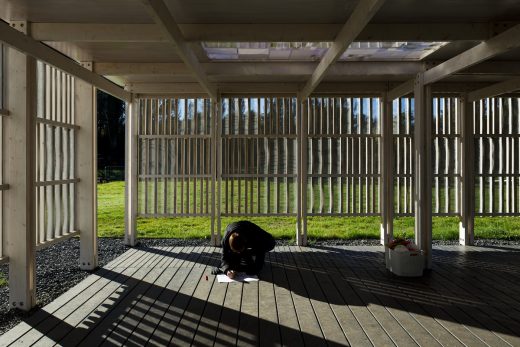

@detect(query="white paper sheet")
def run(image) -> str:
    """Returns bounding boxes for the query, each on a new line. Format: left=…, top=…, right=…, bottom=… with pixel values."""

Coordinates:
left=217, top=273, right=259, bottom=283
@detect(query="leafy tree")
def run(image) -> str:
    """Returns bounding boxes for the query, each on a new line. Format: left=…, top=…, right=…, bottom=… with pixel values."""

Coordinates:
left=97, top=90, right=125, bottom=170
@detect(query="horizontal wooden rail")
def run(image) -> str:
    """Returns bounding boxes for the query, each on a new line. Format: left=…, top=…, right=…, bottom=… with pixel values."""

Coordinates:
left=35, top=230, right=80, bottom=250
left=139, top=134, right=210, bottom=139
left=35, top=117, right=79, bottom=130
left=221, top=134, right=298, bottom=139
left=307, top=212, right=380, bottom=217
left=0, top=257, right=9, bottom=265
left=221, top=213, right=298, bottom=217
left=139, top=213, right=212, bottom=218
left=476, top=174, right=520, bottom=177
left=474, top=133, right=520, bottom=138
left=34, top=178, right=79, bottom=187
left=0, top=108, right=9, bottom=116
left=222, top=174, right=296, bottom=178
left=308, top=173, right=380, bottom=178
left=139, top=174, right=211, bottom=179
left=0, top=184, right=10, bottom=190
left=307, top=134, right=380, bottom=138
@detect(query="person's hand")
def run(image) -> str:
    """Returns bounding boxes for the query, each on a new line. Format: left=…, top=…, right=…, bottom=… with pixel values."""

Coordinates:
left=227, top=270, right=236, bottom=279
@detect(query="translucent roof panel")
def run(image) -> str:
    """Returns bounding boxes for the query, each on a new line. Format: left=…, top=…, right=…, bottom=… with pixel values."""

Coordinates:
left=340, top=41, right=448, bottom=61
left=202, top=41, right=448, bottom=61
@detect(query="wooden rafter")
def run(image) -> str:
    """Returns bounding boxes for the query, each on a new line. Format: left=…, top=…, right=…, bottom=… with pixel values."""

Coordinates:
left=388, top=23, right=520, bottom=99
left=139, top=0, right=217, bottom=99
left=299, top=0, right=386, bottom=99
left=0, top=20, right=131, bottom=102
left=30, top=22, right=499, bottom=42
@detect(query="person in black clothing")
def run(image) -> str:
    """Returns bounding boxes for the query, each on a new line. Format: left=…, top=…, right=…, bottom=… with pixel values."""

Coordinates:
left=213, top=221, right=275, bottom=279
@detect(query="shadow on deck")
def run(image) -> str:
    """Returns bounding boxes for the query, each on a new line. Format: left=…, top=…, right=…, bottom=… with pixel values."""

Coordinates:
left=2, top=244, right=520, bottom=346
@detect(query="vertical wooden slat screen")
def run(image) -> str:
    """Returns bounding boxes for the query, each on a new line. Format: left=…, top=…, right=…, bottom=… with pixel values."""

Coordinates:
left=220, top=97, right=298, bottom=216
left=474, top=97, right=520, bottom=215
left=393, top=96, right=460, bottom=217
left=35, top=61, right=78, bottom=248
left=393, top=97, right=414, bottom=216
left=432, top=97, right=460, bottom=216
left=0, top=44, right=4, bottom=260
left=133, top=95, right=520, bottom=238
left=137, top=98, right=213, bottom=217
left=306, top=97, right=380, bottom=216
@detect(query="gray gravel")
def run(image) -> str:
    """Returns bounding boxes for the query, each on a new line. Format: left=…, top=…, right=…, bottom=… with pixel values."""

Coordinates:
left=0, top=237, right=519, bottom=335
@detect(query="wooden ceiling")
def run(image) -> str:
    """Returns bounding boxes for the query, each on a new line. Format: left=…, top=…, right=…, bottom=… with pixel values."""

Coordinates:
left=1, top=0, right=520, bottom=97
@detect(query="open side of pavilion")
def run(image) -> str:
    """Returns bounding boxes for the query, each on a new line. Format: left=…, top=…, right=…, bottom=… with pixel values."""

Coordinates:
left=1, top=0, right=520, bottom=343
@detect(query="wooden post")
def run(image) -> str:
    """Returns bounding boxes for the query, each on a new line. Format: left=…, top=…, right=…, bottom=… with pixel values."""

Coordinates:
left=380, top=94, right=394, bottom=268
left=212, top=98, right=222, bottom=246
left=75, top=62, right=98, bottom=269
left=297, top=96, right=308, bottom=246
left=4, top=21, right=37, bottom=310
left=459, top=96, right=475, bottom=245
left=413, top=73, right=433, bottom=269
left=125, top=95, right=138, bottom=246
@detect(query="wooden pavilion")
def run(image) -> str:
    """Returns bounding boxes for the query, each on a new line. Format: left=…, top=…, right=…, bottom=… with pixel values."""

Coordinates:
left=1, top=0, right=520, bottom=345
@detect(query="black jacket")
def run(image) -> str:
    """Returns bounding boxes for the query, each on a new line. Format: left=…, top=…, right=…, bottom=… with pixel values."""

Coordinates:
left=219, top=221, right=275, bottom=275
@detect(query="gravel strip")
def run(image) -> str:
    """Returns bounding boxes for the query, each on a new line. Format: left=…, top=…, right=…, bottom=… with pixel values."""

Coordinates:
left=0, top=237, right=519, bottom=335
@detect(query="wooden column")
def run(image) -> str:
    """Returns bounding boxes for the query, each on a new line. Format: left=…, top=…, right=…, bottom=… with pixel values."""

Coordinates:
left=459, top=96, right=475, bottom=245
left=76, top=62, right=98, bottom=270
left=125, top=95, right=138, bottom=246
left=211, top=98, right=222, bottom=246
left=380, top=94, right=394, bottom=267
left=297, top=97, right=308, bottom=246
left=4, top=21, right=36, bottom=310
left=413, top=73, right=433, bottom=269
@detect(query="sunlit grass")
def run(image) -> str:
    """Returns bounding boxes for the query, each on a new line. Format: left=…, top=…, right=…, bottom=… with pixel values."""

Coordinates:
left=98, top=181, right=520, bottom=241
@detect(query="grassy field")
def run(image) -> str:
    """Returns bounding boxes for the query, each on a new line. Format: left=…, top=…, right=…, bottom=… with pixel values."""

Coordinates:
left=99, top=181, right=520, bottom=241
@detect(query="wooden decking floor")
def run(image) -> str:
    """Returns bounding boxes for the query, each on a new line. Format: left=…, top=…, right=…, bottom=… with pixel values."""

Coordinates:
left=2, top=244, right=520, bottom=346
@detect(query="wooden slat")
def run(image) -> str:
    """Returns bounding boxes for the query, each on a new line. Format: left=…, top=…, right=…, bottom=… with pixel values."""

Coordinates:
left=4, top=247, right=153, bottom=345
left=289, top=246, right=350, bottom=345
left=74, top=246, right=196, bottom=346
left=6, top=245, right=520, bottom=346
left=102, top=246, right=206, bottom=345
left=214, top=276, right=242, bottom=346
left=42, top=248, right=174, bottom=346
left=256, top=249, right=282, bottom=345
left=278, top=245, right=325, bottom=345
left=192, top=248, right=228, bottom=346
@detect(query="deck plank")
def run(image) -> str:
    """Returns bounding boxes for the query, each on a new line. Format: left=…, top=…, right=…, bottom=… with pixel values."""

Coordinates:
left=15, top=248, right=160, bottom=347
left=213, top=277, right=242, bottom=346
left=334, top=246, right=466, bottom=347
left=99, top=246, right=193, bottom=346
left=270, top=247, right=304, bottom=346
left=132, top=247, right=204, bottom=346
left=0, top=248, right=143, bottom=346
left=2, top=244, right=520, bottom=347
left=191, top=248, right=227, bottom=347
left=278, top=245, right=325, bottom=346
left=63, top=246, right=182, bottom=346
left=257, top=250, right=282, bottom=346
left=316, top=247, right=397, bottom=346
left=289, top=246, right=349, bottom=346
left=306, top=248, right=371, bottom=346
left=168, top=247, right=218, bottom=346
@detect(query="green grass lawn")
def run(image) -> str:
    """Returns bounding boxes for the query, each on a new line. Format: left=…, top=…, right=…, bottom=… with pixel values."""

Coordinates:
left=98, top=181, right=520, bottom=241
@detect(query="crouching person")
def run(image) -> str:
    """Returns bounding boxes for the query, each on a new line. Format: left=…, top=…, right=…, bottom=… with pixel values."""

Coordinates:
left=213, top=221, right=275, bottom=279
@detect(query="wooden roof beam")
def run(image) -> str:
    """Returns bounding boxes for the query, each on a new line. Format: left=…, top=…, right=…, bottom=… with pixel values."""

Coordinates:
left=467, top=76, right=520, bottom=102
left=0, top=20, right=130, bottom=101
left=299, top=0, right=386, bottom=99
left=139, top=0, right=217, bottom=99
left=30, top=22, right=508, bottom=42
left=388, top=23, right=520, bottom=99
